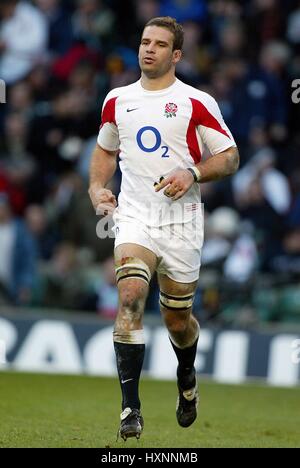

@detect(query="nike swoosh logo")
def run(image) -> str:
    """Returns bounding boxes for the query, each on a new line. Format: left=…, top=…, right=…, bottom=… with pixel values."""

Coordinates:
left=121, top=378, right=134, bottom=384
left=127, top=108, right=139, bottom=112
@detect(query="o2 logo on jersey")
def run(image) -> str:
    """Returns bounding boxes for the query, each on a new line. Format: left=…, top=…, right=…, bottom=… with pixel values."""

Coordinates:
left=136, top=126, right=170, bottom=158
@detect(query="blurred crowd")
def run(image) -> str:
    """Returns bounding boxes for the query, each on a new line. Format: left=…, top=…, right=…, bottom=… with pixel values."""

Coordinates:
left=0, top=0, right=300, bottom=326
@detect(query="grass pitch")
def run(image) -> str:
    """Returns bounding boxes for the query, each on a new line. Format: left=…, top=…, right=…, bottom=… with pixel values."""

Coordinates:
left=0, top=372, right=299, bottom=448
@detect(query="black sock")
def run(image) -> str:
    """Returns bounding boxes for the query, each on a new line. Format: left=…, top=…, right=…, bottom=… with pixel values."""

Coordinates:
left=170, top=336, right=199, bottom=390
left=114, top=342, right=145, bottom=410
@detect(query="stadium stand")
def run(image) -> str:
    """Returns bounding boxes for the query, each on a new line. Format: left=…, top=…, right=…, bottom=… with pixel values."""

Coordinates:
left=0, top=0, right=300, bottom=324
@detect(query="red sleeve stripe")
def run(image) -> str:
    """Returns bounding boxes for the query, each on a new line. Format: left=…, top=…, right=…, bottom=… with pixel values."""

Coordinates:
left=186, top=99, right=202, bottom=164
left=186, top=97, right=232, bottom=164
left=100, top=96, right=117, bottom=128
left=190, top=97, right=231, bottom=139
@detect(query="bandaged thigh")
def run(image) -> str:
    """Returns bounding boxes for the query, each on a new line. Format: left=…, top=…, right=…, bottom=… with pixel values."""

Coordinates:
left=159, top=291, right=195, bottom=311
left=115, top=257, right=151, bottom=285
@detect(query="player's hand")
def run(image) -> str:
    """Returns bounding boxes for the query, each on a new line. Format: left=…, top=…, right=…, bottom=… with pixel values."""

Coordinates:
left=154, top=170, right=194, bottom=201
left=88, top=185, right=117, bottom=215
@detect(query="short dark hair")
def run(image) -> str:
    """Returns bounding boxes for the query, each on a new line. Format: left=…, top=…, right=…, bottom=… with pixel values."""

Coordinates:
left=144, top=16, right=184, bottom=51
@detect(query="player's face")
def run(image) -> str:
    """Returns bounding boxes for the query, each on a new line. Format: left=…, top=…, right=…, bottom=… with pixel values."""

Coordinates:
left=139, top=26, right=181, bottom=78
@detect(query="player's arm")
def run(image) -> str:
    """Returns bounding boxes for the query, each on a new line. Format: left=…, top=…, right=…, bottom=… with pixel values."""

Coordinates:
left=155, top=95, right=239, bottom=200
left=88, top=144, right=118, bottom=215
left=89, top=91, right=120, bottom=214
left=155, top=146, right=239, bottom=200
left=190, top=96, right=240, bottom=184
left=194, top=145, right=239, bottom=183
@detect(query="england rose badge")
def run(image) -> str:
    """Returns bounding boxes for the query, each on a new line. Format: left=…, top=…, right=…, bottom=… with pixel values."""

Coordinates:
left=164, top=102, right=178, bottom=118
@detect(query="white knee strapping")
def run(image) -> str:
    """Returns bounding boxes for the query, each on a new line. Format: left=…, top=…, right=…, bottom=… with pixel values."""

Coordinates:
left=159, top=291, right=195, bottom=311
left=113, top=329, right=145, bottom=345
left=115, top=257, right=151, bottom=285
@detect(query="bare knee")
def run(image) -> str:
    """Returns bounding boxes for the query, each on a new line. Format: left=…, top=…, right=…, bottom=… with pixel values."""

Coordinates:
left=116, top=281, right=148, bottom=328
left=119, top=288, right=144, bottom=315
left=163, top=311, right=189, bottom=335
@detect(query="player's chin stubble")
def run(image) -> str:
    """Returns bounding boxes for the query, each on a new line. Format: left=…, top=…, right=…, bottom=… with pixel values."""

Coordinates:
left=140, top=62, right=172, bottom=79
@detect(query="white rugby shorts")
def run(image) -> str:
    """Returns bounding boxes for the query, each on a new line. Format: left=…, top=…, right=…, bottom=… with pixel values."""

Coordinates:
left=113, top=213, right=204, bottom=283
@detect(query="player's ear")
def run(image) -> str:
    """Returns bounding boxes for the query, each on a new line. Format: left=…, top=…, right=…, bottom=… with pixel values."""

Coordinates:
left=172, top=49, right=182, bottom=64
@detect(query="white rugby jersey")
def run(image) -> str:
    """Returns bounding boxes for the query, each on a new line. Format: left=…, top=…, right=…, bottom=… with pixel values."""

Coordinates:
left=97, top=78, right=236, bottom=226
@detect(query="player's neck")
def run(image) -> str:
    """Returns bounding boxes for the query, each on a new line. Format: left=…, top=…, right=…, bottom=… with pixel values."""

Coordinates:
left=140, top=73, right=176, bottom=91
